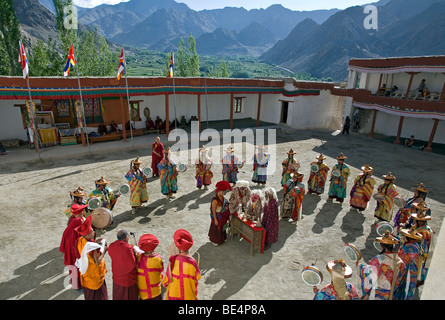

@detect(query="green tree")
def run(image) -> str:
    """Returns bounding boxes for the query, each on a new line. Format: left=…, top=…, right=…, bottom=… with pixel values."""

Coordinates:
left=53, top=0, right=77, bottom=57
left=186, top=32, right=199, bottom=77
left=176, top=37, right=187, bottom=77
left=220, top=58, right=229, bottom=78
left=0, top=40, right=10, bottom=75
left=28, top=38, right=63, bottom=76
left=0, top=0, right=22, bottom=76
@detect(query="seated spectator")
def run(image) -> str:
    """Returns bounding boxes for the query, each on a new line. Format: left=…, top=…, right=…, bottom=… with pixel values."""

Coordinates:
left=189, top=115, right=198, bottom=125
left=110, top=120, right=119, bottom=133
left=420, top=88, right=430, bottom=100
left=405, top=135, right=415, bottom=147
left=146, top=117, right=155, bottom=130
left=98, top=122, right=108, bottom=135
left=0, top=142, right=6, bottom=155
left=404, top=135, right=425, bottom=150
left=155, top=116, right=164, bottom=130
left=125, top=120, right=134, bottom=131
left=385, top=85, right=398, bottom=97
left=180, top=115, right=187, bottom=127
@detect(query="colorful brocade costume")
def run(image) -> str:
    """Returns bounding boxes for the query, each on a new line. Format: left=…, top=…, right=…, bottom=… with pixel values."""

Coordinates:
left=125, top=167, right=149, bottom=207
left=222, top=154, right=239, bottom=184
left=374, top=183, right=399, bottom=222
left=358, top=253, right=405, bottom=300
left=350, top=173, right=377, bottom=211
left=137, top=253, right=164, bottom=300
left=162, top=254, right=201, bottom=300
left=393, top=196, right=427, bottom=232
left=280, top=176, right=305, bottom=222
left=416, top=225, right=432, bottom=283
left=307, top=162, right=330, bottom=195
left=89, top=187, right=118, bottom=211
left=394, top=241, right=421, bottom=300
left=313, top=283, right=359, bottom=300
left=281, top=157, right=297, bottom=186
left=157, top=158, right=179, bottom=195
left=328, top=163, right=350, bottom=201
left=195, top=160, right=213, bottom=189
left=252, top=152, right=270, bottom=184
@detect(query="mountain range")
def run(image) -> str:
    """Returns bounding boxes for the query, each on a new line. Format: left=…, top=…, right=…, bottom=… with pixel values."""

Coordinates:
left=16, top=0, right=445, bottom=81
left=261, top=0, right=445, bottom=80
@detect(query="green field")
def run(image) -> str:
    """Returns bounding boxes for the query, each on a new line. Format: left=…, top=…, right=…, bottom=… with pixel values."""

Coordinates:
left=123, top=46, right=331, bottom=81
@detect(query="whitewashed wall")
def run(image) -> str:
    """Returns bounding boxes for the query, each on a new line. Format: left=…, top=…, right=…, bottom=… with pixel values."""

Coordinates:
left=371, top=112, right=445, bottom=143
left=0, top=99, right=30, bottom=141
left=287, top=90, right=344, bottom=130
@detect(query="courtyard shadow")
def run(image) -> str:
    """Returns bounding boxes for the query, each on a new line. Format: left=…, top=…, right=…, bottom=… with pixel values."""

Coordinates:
left=311, top=200, right=343, bottom=234
left=0, top=247, right=82, bottom=300
left=340, top=208, right=366, bottom=244
left=197, top=217, right=296, bottom=300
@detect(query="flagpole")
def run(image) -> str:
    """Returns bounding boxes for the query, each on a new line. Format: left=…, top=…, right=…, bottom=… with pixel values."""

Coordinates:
left=25, top=78, right=41, bottom=159
left=124, top=63, right=134, bottom=147
left=172, top=51, right=177, bottom=129
left=204, top=66, right=209, bottom=129
left=73, top=45, right=91, bottom=155
left=19, top=39, right=40, bottom=159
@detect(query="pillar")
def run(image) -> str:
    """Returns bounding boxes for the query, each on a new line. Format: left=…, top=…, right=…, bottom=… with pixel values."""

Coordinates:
left=393, top=116, right=404, bottom=144
left=377, top=74, right=383, bottom=95
left=197, top=93, right=201, bottom=133
left=120, top=96, right=127, bottom=142
left=424, top=119, right=439, bottom=153
left=404, top=72, right=418, bottom=99
left=440, top=74, right=445, bottom=102
left=165, top=94, right=170, bottom=137
left=256, top=93, right=262, bottom=127
left=368, top=109, right=377, bottom=138
left=230, top=93, right=234, bottom=130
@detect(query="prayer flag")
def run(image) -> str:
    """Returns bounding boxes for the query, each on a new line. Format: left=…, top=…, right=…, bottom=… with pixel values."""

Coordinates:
left=168, top=51, right=174, bottom=78
left=63, top=44, right=76, bottom=77
left=117, top=48, right=125, bottom=80
left=18, top=40, right=29, bottom=80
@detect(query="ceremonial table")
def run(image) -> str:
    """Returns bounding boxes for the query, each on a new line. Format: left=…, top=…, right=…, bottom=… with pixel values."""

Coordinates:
left=230, top=213, right=266, bottom=256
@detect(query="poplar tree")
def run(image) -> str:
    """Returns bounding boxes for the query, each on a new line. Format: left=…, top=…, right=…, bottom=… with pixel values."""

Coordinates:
left=0, top=0, right=22, bottom=76
left=176, top=37, right=187, bottom=77
left=186, top=32, right=199, bottom=77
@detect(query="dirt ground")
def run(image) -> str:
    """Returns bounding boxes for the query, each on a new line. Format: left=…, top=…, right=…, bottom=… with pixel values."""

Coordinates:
left=0, top=126, right=444, bottom=300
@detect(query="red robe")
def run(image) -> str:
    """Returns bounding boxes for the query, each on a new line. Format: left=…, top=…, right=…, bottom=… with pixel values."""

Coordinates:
left=59, top=216, right=83, bottom=266
left=151, top=142, right=164, bottom=176
left=108, top=240, right=138, bottom=300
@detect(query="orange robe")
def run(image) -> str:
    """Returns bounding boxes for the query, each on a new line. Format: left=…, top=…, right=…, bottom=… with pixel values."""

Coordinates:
left=77, top=237, right=107, bottom=290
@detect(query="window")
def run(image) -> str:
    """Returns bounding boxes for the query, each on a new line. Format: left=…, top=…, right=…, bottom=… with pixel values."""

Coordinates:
left=234, top=97, right=243, bottom=113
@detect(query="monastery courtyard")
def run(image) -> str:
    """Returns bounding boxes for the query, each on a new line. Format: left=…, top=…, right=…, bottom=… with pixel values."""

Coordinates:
left=0, top=124, right=444, bottom=300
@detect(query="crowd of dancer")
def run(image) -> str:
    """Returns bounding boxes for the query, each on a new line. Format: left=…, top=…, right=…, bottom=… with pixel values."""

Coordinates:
left=59, top=139, right=433, bottom=300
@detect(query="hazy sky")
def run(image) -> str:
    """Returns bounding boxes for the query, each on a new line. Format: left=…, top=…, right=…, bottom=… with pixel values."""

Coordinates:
left=73, top=0, right=373, bottom=11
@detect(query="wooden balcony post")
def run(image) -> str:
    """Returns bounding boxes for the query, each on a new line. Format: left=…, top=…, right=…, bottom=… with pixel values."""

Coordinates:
left=120, top=96, right=127, bottom=142
left=393, top=116, right=404, bottom=144
left=368, top=109, right=378, bottom=138
left=424, top=119, right=439, bottom=153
